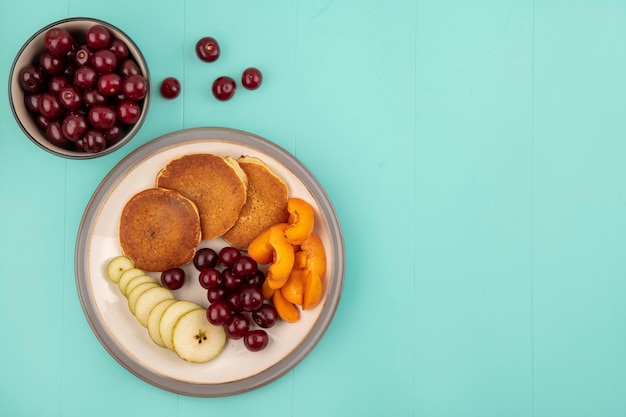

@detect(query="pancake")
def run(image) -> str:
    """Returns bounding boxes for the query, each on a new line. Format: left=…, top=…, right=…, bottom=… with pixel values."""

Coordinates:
left=155, top=153, right=248, bottom=240
left=222, top=156, right=289, bottom=249
left=119, top=187, right=201, bottom=272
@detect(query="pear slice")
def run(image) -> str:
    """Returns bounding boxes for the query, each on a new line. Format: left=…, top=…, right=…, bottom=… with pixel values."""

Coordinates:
left=159, top=300, right=203, bottom=351
left=127, top=282, right=160, bottom=314
left=118, top=268, right=147, bottom=295
left=107, top=256, right=134, bottom=283
left=147, top=299, right=177, bottom=348
left=172, top=308, right=226, bottom=363
left=124, top=275, right=157, bottom=298
left=133, top=286, right=176, bottom=327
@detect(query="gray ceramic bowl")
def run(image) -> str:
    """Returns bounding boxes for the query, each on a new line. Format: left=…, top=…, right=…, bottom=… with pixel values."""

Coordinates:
left=8, top=17, right=150, bottom=159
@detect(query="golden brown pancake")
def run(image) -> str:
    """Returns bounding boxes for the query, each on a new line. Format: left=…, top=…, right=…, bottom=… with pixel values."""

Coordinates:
left=155, top=153, right=248, bottom=240
left=222, top=156, right=289, bottom=249
left=119, top=187, right=201, bottom=272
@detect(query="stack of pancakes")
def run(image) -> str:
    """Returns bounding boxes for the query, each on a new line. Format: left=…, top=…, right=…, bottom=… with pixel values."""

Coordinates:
left=119, top=153, right=289, bottom=272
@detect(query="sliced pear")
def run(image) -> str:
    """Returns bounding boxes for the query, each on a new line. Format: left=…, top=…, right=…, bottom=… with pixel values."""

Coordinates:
left=159, top=300, right=203, bottom=351
left=107, top=256, right=134, bottom=283
left=118, top=268, right=147, bottom=295
left=124, top=275, right=157, bottom=298
left=172, top=308, right=226, bottom=363
left=127, top=282, right=160, bottom=314
left=147, top=299, right=178, bottom=348
left=133, top=286, right=176, bottom=327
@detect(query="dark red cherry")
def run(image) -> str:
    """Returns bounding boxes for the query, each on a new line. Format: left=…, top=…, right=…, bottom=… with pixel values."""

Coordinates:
left=108, top=39, right=129, bottom=60
left=58, top=86, right=83, bottom=110
left=83, top=129, right=107, bottom=153
left=160, top=77, right=180, bottom=99
left=116, top=100, right=141, bottom=124
left=195, top=37, right=220, bottom=62
left=45, top=28, right=74, bottom=57
left=45, top=121, right=71, bottom=149
left=74, top=66, right=97, bottom=88
left=97, top=72, right=122, bottom=96
left=119, top=59, right=141, bottom=78
left=242, top=67, right=263, bottom=90
left=88, top=105, right=116, bottom=130
left=61, top=113, right=88, bottom=141
left=74, top=44, right=93, bottom=66
left=86, top=25, right=111, bottom=50
left=212, top=76, right=236, bottom=101
left=122, top=74, right=147, bottom=100
left=19, top=65, right=46, bottom=92
left=38, top=93, right=64, bottom=119
left=39, top=51, right=66, bottom=74
left=91, top=49, right=117, bottom=73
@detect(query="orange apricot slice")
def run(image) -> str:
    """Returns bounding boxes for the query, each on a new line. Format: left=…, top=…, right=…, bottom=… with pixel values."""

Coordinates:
left=300, top=233, right=326, bottom=277
left=281, top=268, right=306, bottom=305
left=273, top=289, right=300, bottom=323
left=302, top=270, right=323, bottom=310
left=261, top=278, right=276, bottom=299
left=266, top=225, right=295, bottom=288
left=284, top=198, right=315, bottom=245
left=248, top=223, right=288, bottom=265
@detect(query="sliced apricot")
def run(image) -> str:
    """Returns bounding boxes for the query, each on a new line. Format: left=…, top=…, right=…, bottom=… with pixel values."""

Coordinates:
left=248, top=223, right=288, bottom=265
left=302, top=270, right=323, bottom=310
left=284, top=198, right=315, bottom=245
left=273, top=289, right=300, bottom=323
left=261, top=278, right=276, bottom=299
left=300, top=233, right=326, bottom=277
left=281, top=268, right=306, bottom=305
left=293, top=250, right=307, bottom=269
left=266, top=225, right=295, bottom=287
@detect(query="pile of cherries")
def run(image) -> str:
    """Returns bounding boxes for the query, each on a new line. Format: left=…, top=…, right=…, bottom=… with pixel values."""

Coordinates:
left=18, top=24, right=148, bottom=153
left=160, top=36, right=262, bottom=101
left=160, top=246, right=278, bottom=352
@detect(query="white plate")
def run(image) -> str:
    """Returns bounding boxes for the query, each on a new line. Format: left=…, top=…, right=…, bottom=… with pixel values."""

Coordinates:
left=75, top=127, right=345, bottom=396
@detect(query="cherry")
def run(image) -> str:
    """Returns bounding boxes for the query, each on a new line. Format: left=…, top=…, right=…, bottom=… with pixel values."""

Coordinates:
left=160, top=77, right=181, bottom=99
left=104, top=123, right=124, bottom=146
left=39, top=51, right=65, bottom=75
left=119, top=59, right=140, bottom=78
left=86, top=25, right=111, bottom=50
left=212, top=76, right=236, bottom=101
left=83, top=88, right=107, bottom=107
left=161, top=267, right=186, bottom=290
left=122, top=74, right=148, bottom=100
left=91, top=49, right=117, bottom=73
left=252, top=304, right=278, bottom=328
left=58, top=86, right=83, bottom=110
left=61, top=113, right=88, bottom=141
left=45, top=121, right=71, bottom=149
left=206, top=301, right=231, bottom=326
left=38, top=93, right=64, bottom=119
left=224, top=313, right=250, bottom=339
left=97, top=72, right=122, bottom=96
left=242, top=67, right=262, bottom=90
left=24, top=93, right=42, bottom=113
left=199, top=268, right=222, bottom=289
left=88, top=105, right=116, bottom=130
left=195, top=37, right=220, bottom=62
left=194, top=248, right=219, bottom=270
left=48, top=75, right=71, bottom=94
left=116, top=100, right=141, bottom=124
left=74, top=44, right=93, bottom=66
left=74, top=66, right=97, bottom=88
left=19, top=65, right=46, bottom=92
left=207, top=286, right=227, bottom=303
left=83, top=129, right=107, bottom=153
left=108, top=39, right=129, bottom=60
left=244, top=330, right=269, bottom=352
left=45, top=28, right=74, bottom=57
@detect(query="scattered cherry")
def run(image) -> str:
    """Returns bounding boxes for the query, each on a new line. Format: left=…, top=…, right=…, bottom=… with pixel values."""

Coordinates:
left=239, top=284, right=263, bottom=312
left=212, top=76, right=236, bottom=101
left=244, top=330, right=269, bottom=352
left=199, top=268, right=222, bottom=289
left=195, top=37, right=220, bottom=62
left=206, top=301, right=231, bottom=326
left=160, top=77, right=181, bottom=99
left=194, top=247, right=218, bottom=270
left=242, top=67, right=262, bottom=90
left=161, top=267, right=186, bottom=290
left=224, top=313, right=250, bottom=340
left=218, top=246, right=240, bottom=266
left=252, top=304, right=279, bottom=328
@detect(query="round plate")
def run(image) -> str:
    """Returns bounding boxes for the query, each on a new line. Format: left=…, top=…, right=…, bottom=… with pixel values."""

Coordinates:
left=75, top=127, right=344, bottom=396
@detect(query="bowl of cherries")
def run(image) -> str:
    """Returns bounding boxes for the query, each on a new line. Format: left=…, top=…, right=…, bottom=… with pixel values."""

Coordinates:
left=8, top=17, right=150, bottom=159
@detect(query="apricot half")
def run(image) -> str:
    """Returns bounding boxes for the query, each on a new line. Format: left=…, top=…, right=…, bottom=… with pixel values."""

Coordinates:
left=284, top=198, right=315, bottom=245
